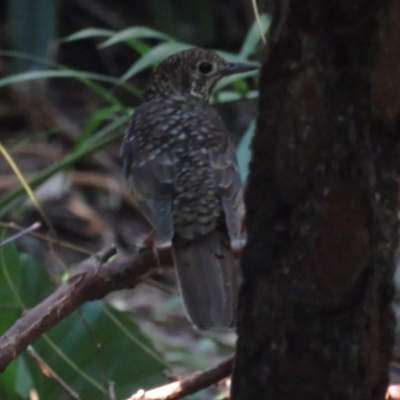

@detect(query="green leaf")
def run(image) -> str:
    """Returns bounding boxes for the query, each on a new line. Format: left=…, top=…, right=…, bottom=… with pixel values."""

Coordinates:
left=99, top=26, right=174, bottom=48
left=0, top=239, right=38, bottom=399
left=0, top=238, right=23, bottom=330
left=75, top=105, right=123, bottom=150
left=212, top=90, right=258, bottom=104
left=17, top=252, right=54, bottom=306
left=239, top=14, right=271, bottom=59
left=0, top=69, right=140, bottom=97
left=213, top=70, right=258, bottom=92
left=0, top=247, right=167, bottom=399
left=24, top=301, right=166, bottom=399
left=0, top=50, right=136, bottom=107
left=14, top=357, right=33, bottom=398
left=236, top=120, right=256, bottom=181
left=215, top=50, right=250, bottom=63
left=0, top=358, right=28, bottom=400
left=81, top=113, right=130, bottom=150
left=215, top=50, right=262, bottom=64
left=122, top=42, right=192, bottom=81
left=0, top=356, right=33, bottom=400
left=127, top=40, right=152, bottom=55
left=62, top=28, right=116, bottom=42
left=232, top=78, right=249, bottom=94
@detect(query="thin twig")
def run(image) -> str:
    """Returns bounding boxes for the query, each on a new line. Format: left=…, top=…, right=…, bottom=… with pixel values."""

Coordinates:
left=26, top=345, right=81, bottom=400
left=251, top=0, right=266, bottom=43
left=0, top=221, right=41, bottom=247
left=0, top=221, right=93, bottom=255
left=127, top=354, right=234, bottom=400
left=108, top=381, right=117, bottom=400
left=0, top=142, right=57, bottom=237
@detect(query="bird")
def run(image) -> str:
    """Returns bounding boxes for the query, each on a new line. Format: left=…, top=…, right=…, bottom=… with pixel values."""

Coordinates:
left=121, top=48, right=257, bottom=330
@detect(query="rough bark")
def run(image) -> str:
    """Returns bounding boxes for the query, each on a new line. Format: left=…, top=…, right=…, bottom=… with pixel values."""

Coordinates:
left=231, top=1, right=400, bottom=399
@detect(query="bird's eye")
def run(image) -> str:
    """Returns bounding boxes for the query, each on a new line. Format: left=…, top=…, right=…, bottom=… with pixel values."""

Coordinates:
left=197, top=61, right=213, bottom=74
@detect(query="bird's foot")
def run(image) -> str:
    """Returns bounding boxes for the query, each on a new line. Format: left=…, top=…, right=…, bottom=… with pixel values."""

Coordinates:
left=144, top=229, right=161, bottom=267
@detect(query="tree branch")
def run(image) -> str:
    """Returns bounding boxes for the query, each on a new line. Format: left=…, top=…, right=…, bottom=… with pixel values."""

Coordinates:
left=128, top=354, right=234, bottom=400
left=0, top=245, right=169, bottom=372
left=0, top=241, right=244, bottom=372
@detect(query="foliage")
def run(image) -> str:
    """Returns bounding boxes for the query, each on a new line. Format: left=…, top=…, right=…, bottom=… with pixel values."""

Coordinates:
left=0, top=240, right=165, bottom=399
left=0, top=15, right=269, bottom=399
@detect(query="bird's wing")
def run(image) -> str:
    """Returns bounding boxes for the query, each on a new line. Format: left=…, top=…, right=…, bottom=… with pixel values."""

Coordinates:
left=121, top=114, right=177, bottom=242
left=210, top=141, right=244, bottom=240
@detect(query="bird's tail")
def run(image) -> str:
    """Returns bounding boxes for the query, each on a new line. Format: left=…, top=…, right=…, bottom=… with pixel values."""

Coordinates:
left=172, top=230, right=238, bottom=330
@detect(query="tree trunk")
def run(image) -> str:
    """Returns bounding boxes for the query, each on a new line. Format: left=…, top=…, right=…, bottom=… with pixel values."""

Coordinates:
left=231, top=1, right=400, bottom=399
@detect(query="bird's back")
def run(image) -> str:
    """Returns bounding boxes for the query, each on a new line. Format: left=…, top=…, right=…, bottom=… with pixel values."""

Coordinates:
left=122, top=93, right=242, bottom=329
left=123, top=93, right=241, bottom=241
left=121, top=48, right=253, bottom=329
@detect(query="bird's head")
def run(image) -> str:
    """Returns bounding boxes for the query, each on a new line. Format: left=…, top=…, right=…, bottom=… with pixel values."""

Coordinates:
left=143, top=48, right=257, bottom=101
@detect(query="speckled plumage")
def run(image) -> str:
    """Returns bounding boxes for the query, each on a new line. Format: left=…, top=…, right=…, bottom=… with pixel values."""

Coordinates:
left=122, top=49, right=256, bottom=330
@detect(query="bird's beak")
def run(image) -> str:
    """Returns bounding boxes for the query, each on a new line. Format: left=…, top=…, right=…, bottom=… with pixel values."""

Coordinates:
left=221, top=62, right=259, bottom=76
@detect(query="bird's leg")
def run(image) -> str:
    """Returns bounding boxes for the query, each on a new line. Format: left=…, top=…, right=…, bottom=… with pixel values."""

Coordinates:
left=144, top=228, right=161, bottom=267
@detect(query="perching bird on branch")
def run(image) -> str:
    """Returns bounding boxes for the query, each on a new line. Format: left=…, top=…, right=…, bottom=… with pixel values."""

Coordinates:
left=121, top=48, right=256, bottom=330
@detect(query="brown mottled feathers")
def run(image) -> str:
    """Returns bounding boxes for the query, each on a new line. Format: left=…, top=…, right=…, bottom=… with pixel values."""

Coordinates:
left=122, top=94, right=243, bottom=243
left=122, top=49, right=255, bottom=329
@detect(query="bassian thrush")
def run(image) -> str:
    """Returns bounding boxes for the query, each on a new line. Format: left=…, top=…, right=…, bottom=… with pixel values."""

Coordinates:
left=121, top=48, right=256, bottom=330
